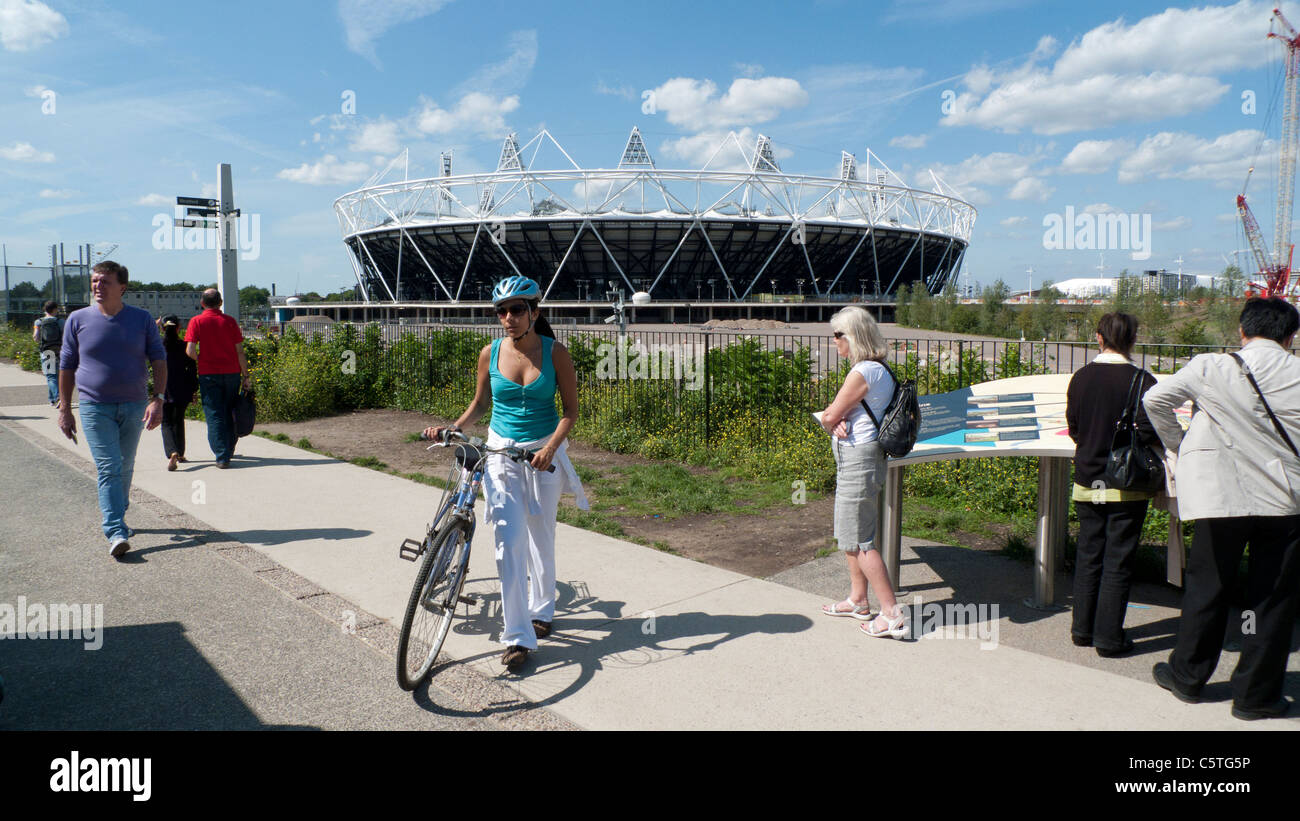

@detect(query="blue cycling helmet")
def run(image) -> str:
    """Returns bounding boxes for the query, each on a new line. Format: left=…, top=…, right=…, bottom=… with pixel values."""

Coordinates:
left=491, top=275, right=541, bottom=305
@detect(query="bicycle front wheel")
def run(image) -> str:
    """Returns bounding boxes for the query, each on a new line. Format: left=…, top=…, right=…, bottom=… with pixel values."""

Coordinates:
left=396, top=519, right=471, bottom=690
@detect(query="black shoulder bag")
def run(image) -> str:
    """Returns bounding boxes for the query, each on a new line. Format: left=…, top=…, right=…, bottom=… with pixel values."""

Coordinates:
left=859, top=362, right=920, bottom=458
left=1230, top=353, right=1300, bottom=458
left=1102, top=367, right=1165, bottom=493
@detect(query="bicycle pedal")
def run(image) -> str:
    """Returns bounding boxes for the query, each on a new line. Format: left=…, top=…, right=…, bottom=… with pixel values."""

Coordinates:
left=458, top=595, right=478, bottom=606
left=398, top=538, right=424, bottom=561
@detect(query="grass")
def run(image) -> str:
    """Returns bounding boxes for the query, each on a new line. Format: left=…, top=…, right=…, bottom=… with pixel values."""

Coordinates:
left=579, top=462, right=816, bottom=522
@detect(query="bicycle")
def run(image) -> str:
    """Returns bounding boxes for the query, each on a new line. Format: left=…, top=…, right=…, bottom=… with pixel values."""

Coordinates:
left=395, top=429, right=554, bottom=691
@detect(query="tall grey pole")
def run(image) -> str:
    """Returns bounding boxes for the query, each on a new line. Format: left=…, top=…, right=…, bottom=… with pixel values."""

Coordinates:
left=218, top=163, right=241, bottom=321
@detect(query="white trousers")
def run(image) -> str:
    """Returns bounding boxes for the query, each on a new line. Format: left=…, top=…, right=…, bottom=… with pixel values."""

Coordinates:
left=484, top=443, right=563, bottom=650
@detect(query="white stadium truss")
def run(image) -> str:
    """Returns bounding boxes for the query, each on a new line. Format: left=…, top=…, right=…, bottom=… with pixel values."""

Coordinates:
left=333, top=128, right=977, bottom=303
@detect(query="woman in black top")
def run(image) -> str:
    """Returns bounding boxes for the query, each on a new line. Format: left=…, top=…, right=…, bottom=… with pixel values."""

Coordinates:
left=158, top=315, right=198, bottom=471
left=1065, top=312, right=1162, bottom=657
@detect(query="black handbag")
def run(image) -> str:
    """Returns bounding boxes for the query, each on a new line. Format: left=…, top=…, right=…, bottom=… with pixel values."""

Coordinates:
left=230, top=387, right=256, bottom=438
left=1102, top=368, right=1165, bottom=493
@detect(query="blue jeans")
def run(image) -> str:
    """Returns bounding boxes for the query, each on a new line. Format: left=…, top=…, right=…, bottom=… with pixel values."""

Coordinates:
left=79, top=400, right=147, bottom=544
left=199, top=373, right=241, bottom=462
left=40, top=349, right=58, bottom=404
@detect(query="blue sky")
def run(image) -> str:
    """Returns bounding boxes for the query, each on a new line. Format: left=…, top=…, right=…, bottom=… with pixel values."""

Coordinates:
left=0, top=0, right=1293, bottom=295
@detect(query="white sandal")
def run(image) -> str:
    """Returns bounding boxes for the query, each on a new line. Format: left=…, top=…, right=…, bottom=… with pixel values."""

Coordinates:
left=861, top=609, right=908, bottom=639
left=821, top=599, right=873, bottom=620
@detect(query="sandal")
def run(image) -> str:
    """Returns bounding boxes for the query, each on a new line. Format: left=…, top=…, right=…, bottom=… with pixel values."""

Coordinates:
left=861, top=609, right=908, bottom=639
left=501, top=645, right=529, bottom=670
left=532, top=620, right=552, bottom=639
left=821, top=599, right=873, bottom=620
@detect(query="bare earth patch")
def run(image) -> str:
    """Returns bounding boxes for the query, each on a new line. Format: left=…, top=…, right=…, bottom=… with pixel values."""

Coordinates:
left=256, top=408, right=837, bottom=578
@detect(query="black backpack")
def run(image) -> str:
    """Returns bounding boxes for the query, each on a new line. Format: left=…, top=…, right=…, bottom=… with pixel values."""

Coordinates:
left=859, top=362, right=920, bottom=458
left=37, top=316, right=62, bottom=352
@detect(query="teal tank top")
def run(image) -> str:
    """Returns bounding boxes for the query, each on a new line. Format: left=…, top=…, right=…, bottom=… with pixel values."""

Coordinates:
left=489, top=336, right=559, bottom=441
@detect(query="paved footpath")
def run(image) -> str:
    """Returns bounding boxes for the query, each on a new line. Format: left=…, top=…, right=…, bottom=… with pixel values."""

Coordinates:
left=1, top=362, right=1295, bottom=730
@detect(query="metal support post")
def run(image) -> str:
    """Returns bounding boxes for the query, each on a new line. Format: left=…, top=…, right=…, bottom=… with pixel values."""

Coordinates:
left=880, top=462, right=905, bottom=593
left=1026, top=456, right=1069, bottom=610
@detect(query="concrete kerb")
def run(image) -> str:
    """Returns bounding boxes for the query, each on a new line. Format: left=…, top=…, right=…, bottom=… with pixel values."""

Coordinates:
left=2, top=362, right=1293, bottom=730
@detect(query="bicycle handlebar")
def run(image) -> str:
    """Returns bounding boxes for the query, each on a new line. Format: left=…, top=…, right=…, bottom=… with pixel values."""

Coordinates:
left=417, top=429, right=556, bottom=473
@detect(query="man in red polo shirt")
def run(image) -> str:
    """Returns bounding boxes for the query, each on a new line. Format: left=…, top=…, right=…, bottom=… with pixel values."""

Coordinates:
left=186, top=289, right=249, bottom=468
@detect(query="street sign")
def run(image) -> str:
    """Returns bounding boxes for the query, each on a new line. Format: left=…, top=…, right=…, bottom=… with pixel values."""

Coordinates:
left=176, top=196, right=217, bottom=208
left=176, top=218, right=218, bottom=229
left=186, top=207, right=218, bottom=217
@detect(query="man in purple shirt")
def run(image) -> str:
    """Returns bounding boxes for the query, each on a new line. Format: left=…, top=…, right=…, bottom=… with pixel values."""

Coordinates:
left=57, top=261, right=167, bottom=558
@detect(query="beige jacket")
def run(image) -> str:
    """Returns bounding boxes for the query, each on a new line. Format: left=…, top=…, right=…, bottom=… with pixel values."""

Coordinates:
left=1142, top=338, right=1300, bottom=520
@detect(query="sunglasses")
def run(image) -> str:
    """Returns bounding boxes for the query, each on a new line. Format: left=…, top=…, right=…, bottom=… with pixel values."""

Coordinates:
left=495, top=302, right=530, bottom=317
left=832, top=331, right=845, bottom=339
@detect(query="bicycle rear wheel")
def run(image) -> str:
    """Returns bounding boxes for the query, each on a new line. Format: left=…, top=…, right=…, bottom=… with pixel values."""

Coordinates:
left=396, top=519, right=471, bottom=690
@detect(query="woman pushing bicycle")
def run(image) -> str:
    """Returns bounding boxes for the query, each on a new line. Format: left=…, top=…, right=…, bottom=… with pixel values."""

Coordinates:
left=423, top=275, right=587, bottom=671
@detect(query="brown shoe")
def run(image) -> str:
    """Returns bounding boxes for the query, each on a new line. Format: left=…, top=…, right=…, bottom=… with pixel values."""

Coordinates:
left=501, top=645, right=529, bottom=671
left=168, top=453, right=180, bottom=471
left=532, top=620, right=552, bottom=639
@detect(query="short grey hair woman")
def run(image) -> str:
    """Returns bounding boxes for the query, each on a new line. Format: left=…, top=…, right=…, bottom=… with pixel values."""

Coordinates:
left=818, top=306, right=907, bottom=638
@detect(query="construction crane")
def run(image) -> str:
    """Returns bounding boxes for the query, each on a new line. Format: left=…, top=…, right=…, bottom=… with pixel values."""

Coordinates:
left=1238, top=7, right=1300, bottom=299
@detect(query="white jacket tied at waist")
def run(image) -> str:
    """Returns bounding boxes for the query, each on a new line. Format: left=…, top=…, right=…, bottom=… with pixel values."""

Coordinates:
left=1141, top=338, right=1300, bottom=520
left=485, top=430, right=589, bottom=513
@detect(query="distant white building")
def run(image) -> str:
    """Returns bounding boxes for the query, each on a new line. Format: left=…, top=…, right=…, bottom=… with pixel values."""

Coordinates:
left=1049, top=278, right=1116, bottom=298
left=124, top=291, right=203, bottom=320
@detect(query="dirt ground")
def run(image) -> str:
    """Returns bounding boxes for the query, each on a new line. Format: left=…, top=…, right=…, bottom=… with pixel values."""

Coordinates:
left=256, top=408, right=838, bottom=579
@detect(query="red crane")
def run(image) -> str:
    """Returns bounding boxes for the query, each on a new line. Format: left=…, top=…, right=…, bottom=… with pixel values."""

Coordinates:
left=1239, top=7, right=1300, bottom=299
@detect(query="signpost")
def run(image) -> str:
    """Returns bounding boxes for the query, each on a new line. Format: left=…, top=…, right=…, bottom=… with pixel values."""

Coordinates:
left=175, top=163, right=240, bottom=320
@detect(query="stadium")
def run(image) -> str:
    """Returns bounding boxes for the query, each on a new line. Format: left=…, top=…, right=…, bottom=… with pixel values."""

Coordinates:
left=330, top=128, right=976, bottom=321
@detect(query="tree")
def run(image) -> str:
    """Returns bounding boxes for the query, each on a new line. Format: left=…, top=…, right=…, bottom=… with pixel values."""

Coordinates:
left=910, top=287, right=934, bottom=329
left=1136, top=290, right=1171, bottom=343
left=894, top=283, right=912, bottom=326
left=1110, top=270, right=1142, bottom=314
left=1219, top=264, right=1245, bottom=298
left=978, top=279, right=1011, bottom=336
left=240, top=285, right=271, bottom=309
left=1031, top=282, right=1065, bottom=340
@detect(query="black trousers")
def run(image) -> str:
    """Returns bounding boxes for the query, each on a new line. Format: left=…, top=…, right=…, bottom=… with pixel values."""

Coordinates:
left=1071, top=499, right=1149, bottom=649
left=160, top=401, right=187, bottom=459
left=1168, top=515, right=1300, bottom=710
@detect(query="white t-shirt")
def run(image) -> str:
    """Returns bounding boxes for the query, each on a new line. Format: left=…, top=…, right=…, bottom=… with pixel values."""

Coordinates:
left=840, top=360, right=894, bottom=445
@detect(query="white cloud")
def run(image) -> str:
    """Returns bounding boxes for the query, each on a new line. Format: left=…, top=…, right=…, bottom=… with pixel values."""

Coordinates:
left=929, top=150, right=1046, bottom=188
left=647, top=76, right=807, bottom=130
left=889, top=134, right=928, bottom=150
left=1008, top=177, right=1054, bottom=202
left=39, top=188, right=76, bottom=199
left=0, top=141, right=54, bottom=162
left=415, top=92, right=519, bottom=138
left=0, top=0, right=68, bottom=51
left=734, top=62, right=764, bottom=79
left=938, top=2, right=1267, bottom=134
left=23, top=83, right=48, bottom=97
left=277, top=154, right=372, bottom=185
left=1083, top=203, right=1119, bottom=214
left=1051, top=1, right=1272, bottom=79
left=1000, top=216, right=1027, bottom=226
left=660, top=128, right=756, bottom=170
left=1117, top=130, right=1265, bottom=185
left=349, top=119, right=402, bottom=154
left=337, top=0, right=452, bottom=66
left=1059, top=139, right=1131, bottom=175
left=458, top=30, right=536, bottom=95
left=135, top=193, right=172, bottom=206
left=1154, top=216, right=1192, bottom=231
left=595, top=80, right=636, bottom=101
left=945, top=72, right=1225, bottom=135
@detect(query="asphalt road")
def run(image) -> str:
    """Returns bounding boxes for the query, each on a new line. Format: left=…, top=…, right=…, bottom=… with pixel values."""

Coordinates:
left=0, top=419, right=568, bottom=731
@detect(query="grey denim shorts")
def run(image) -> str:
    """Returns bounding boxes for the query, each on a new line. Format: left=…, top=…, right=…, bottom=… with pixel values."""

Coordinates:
left=832, top=438, right=885, bottom=553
